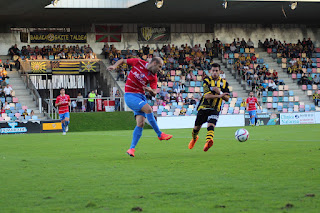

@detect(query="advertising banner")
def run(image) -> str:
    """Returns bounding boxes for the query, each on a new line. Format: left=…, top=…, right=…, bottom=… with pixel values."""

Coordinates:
left=157, top=114, right=245, bottom=129
left=315, top=112, right=320, bottom=124
left=245, top=113, right=280, bottom=126
left=138, top=25, right=171, bottom=43
left=280, top=112, right=315, bottom=125
left=0, top=121, right=41, bottom=134
left=30, top=32, right=87, bottom=43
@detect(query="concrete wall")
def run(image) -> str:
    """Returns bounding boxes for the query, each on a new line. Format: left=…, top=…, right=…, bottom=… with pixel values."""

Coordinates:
left=1, top=26, right=320, bottom=55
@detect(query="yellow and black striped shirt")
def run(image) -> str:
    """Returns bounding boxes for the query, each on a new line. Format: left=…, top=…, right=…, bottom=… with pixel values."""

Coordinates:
left=197, top=76, right=230, bottom=112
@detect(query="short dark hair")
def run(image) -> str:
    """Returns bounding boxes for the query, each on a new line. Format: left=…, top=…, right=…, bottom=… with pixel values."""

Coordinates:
left=211, top=63, right=220, bottom=69
left=151, top=57, right=163, bottom=65
left=60, top=88, right=65, bottom=90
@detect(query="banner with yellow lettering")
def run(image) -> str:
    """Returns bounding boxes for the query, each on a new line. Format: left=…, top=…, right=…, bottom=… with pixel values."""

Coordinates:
left=30, top=32, right=87, bottom=43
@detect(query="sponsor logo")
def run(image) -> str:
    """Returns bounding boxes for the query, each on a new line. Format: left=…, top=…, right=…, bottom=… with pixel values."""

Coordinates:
left=1, top=122, right=27, bottom=134
left=132, top=72, right=147, bottom=85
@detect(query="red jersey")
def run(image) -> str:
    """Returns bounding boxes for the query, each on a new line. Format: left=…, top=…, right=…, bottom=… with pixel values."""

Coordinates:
left=56, top=94, right=70, bottom=114
left=246, top=97, right=258, bottom=111
left=125, top=58, right=158, bottom=94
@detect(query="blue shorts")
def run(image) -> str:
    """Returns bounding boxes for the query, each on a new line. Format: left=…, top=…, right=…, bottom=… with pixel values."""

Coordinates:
left=248, top=110, right=256, bottom=118
left=124, top=93, right=148, bottom=117
left=59, top=112, right=70, bottom=121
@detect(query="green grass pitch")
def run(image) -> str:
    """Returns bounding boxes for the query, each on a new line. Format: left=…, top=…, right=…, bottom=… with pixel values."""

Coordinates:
left=0, top=124, right=319, bottom=212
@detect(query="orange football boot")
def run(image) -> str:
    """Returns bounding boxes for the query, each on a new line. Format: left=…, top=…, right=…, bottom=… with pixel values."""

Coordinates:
left=203, top=139, right=214, bottom=152
left=188, top=136, right=199, bottom=149
left=158, top=132, right=173, bottom=141
left=126, top=148, right=135, bottom=157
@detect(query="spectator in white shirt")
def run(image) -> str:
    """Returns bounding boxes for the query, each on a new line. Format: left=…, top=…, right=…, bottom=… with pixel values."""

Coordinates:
left=230, top=44, right=237, bottom=52
left=268, top=80, right=278, bottom=91
left=247, top=38, right=254, bottom=48
left=3, top=85, right=12, bottom=97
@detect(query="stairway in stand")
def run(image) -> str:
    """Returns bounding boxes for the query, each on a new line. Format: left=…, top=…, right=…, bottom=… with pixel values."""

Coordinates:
left=212, top=58, right=249, bottom=100
left=6, top=70, right=46, bottom=120
left=256, top=49, right=314, bottom=106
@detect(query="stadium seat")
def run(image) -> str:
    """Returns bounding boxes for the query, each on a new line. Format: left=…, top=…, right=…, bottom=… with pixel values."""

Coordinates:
left=284, top=85, right=289, bottom=91
left=283, top=97, right=289, bottom=102
left=273, top=91, right=278, bottom=96
left=307, top=90, right=313, bottom=96
left=161, top=112, right=167, bottom=117
left=292, top=73, right=297, bottom=80
left=283, top=108, right=288, bottom=113
left=294, top=96, right=299, bottom=102
left=22, top=106, right=28, bottom=110
left=301, top=85, right=307, bottom=90
left=267, top=103, right=272, bottom=108
left=272, top=103, right=277, bottom=108
left=267, top=97, right=272, bottom=102
left=289, top=91, right=294, bottom=96
left=278, top=91, right=284, bottom=97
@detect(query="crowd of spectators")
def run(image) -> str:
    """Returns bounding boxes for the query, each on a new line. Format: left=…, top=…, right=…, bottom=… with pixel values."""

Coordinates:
left=8, top=44, right=97, bottom=60
left=221, top=38, right=255, bottom=53
left=262, top=38, right=314, bottom=58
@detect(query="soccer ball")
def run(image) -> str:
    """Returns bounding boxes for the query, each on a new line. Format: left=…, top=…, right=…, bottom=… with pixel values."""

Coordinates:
left=235, top=128, right=249, bottom=142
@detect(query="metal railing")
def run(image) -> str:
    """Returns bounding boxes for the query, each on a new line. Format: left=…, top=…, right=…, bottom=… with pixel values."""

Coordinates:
left=45, top=97, right=124, bottom=114
left=18, top=71, right=43, bottom=113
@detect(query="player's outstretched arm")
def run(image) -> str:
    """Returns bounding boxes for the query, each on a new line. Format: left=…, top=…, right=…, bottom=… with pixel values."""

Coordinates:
left=107, top=59, right=127, bottom=71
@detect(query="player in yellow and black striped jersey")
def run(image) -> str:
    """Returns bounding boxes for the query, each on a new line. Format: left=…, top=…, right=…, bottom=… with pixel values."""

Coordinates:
left=188, top=63, right=230, bottom=152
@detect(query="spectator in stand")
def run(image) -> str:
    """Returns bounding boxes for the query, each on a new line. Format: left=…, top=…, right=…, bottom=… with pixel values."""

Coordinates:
left=3, top=101, right=10, bottom=110
left=190, top=96, right=197, bottom=105
left=230, top=43, right=237, bottom=53
left=4, top=59, right=13, bottom=71
left=307, top=74, right=313, bottom=85
left=88, top=90, right=96, bottom=112
left=22, top=109, right=28, bottom=118
left=30, top=110, right=35, bottom=117
left=268, top=80, right=278, bottom=91
left=76, top=92, right=83, bottom=112
left=178, top=82, right=185, bottom=93
left=3, top=85, right=12, bottom=97
left=240, top=99, right=246, bottom=107
left=115, top=90, right=121, bottom=111
left=8, top=44, right=20, bottom=59
left=298, top=73, right=310, bottom=85
left=247, top=38, right=254, bottom=48
left=313, top=91, right=320, bottom=106
left=313, top=75, right=320, bottom=85
left=180, top=106, right=186, bottom=115
left=160, top=88, right=168, bottom=100
left=176, top=93, right=183, bottom=103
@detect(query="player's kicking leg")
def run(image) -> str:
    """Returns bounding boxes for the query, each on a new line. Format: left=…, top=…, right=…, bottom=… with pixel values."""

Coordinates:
left=140, top=103, right=172, bottom=141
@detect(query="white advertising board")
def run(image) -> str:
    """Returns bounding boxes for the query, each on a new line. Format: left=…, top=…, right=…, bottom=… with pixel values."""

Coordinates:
left=157, top=114, right=245, bottom=129
left=280, top=112, right=315, bottom=125
left=315, top=112, right=320, bottom=124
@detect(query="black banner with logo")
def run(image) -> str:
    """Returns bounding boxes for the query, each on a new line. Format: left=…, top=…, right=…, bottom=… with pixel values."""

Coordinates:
left=138, top=25, right=170, bottom=43
left=0, top=120, right=62, bottom=134
left=245, top=113, right=280, bottom=126
left=30, top=32, right=87, bottom=43
left=0, top=121, right=41, bottom=134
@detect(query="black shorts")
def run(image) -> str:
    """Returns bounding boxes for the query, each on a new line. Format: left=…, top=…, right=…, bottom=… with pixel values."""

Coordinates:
left=194, top=109, right=219, bottom=126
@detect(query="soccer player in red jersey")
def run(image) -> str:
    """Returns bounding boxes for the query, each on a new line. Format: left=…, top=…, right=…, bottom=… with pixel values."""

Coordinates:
left=55, top=88, right=71, bottom=135
left=246, top=91, right=261, bottom=126
left=108, top=57, right=172, bottom=157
